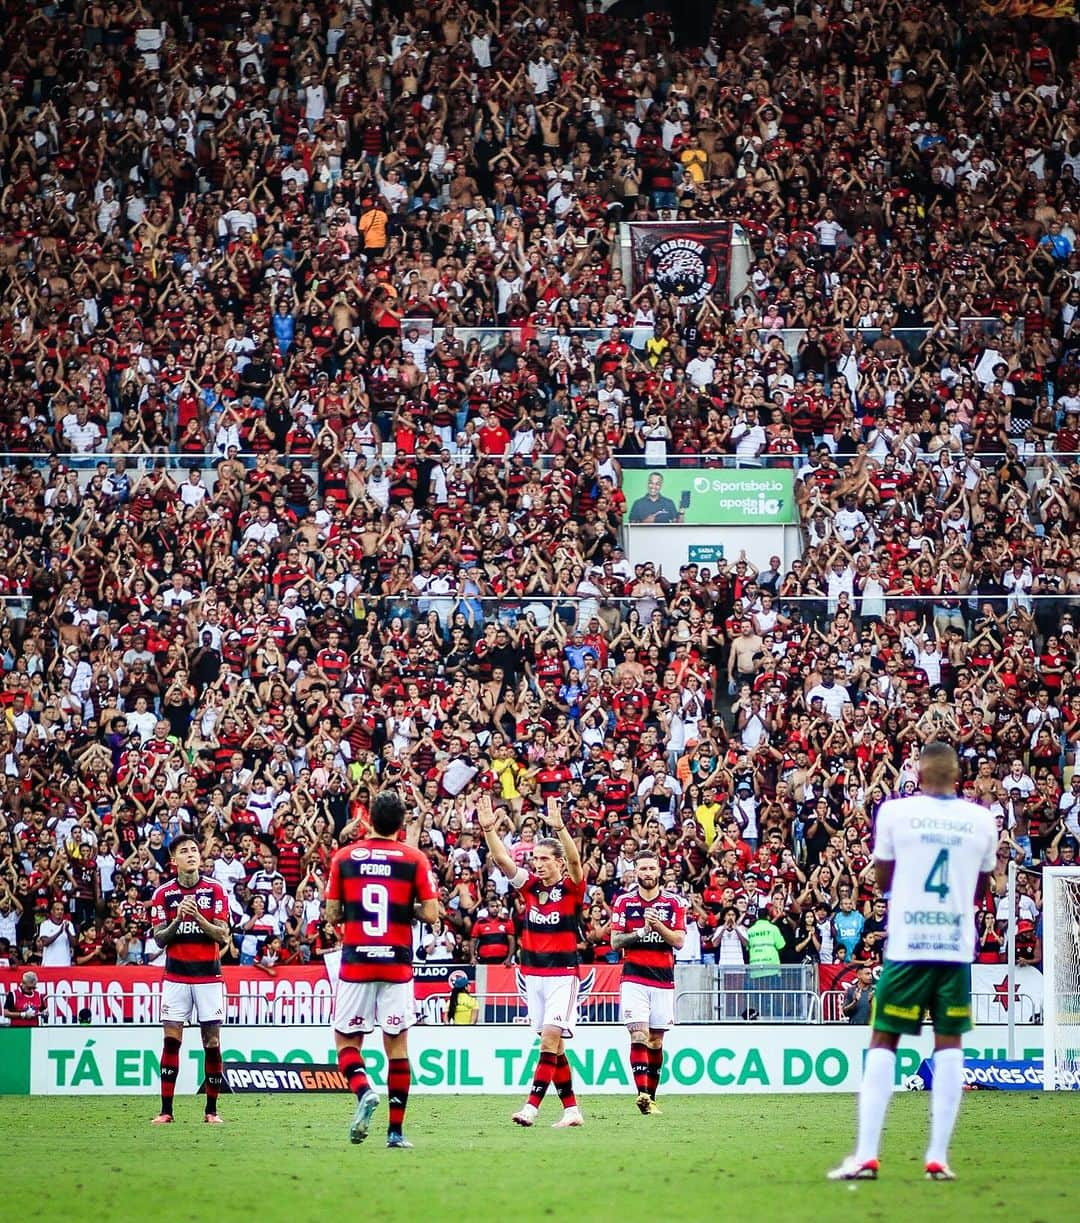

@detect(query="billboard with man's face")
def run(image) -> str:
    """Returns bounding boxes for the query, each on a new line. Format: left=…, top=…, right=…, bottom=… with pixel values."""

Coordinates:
left=623, top=468, right=796, bottom=526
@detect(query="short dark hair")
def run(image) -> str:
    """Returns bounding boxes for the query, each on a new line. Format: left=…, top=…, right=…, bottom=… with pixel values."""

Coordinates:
left=371, top=790, right=407, bottom=836
left=635, top=849, right=660, bottom=865
left=169, top=835, right=199, bottom=857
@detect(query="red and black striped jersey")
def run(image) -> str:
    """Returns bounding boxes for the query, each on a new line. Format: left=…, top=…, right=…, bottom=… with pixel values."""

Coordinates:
left=325, top=838, right=438, bottom=983
left=149, top=876, right=228, bottom=984
left=595, top=775, right=632, bottom=816
left=471, top=917, right=514, bottom=962
left=513, top=870, right=585, bottom=977
left=534, top=765, right=572, bottom=802
left=610, top=888, right=687, bottom=988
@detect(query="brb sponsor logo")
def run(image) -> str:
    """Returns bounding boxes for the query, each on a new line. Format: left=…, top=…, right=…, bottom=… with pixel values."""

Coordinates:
left=648, top=238, right=717, bottom=304
left=527, top=908, right=563, bottom=926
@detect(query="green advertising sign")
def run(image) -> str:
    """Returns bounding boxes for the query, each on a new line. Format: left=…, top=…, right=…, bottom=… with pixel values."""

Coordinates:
left=688, top=544, right=725, bottom=564
left=18, top=1024, right=1026, bottom=1096
left=0, top=1029, right=30, bottom=1094
left=623, top=468, right=796, bottom=526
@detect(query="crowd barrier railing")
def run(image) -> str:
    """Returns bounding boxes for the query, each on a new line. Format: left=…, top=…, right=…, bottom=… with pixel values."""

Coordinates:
left=819, top=989, right=1039, bottom=1025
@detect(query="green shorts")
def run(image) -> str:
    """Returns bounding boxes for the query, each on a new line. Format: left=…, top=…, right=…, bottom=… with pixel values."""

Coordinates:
left=871, top=961, right=973, bottom=1036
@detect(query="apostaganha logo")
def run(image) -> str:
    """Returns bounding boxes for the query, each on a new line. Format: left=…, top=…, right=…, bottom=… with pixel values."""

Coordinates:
left=648, top=237, right=718, bottom=303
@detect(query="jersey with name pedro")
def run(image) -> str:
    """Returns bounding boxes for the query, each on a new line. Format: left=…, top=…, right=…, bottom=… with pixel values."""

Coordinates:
left=149, top=876, right=229, bottom=983
left=874, top=794, right=997, bottom=963
left=326, top=838, right=438, bottom=983
left=610, top=889, right=687, bottom=987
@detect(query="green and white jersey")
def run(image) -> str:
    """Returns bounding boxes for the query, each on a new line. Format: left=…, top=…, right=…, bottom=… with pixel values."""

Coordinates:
left=874, top=794, right=997, bottom=963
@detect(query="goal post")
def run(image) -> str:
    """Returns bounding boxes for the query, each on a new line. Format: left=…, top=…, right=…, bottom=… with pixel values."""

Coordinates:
left=1042, top=867, right=1080, bottom=1091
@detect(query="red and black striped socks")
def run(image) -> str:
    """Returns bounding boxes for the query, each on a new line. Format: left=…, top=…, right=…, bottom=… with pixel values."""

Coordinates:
left=528, top=1050, right=558, bottom=1108
left=204, top=1045, right=223, bottom=1115
left=336, top=1045, right=370, bottom=1098
left=387, top=1057, right=411, bottom=1136
left=647, top=1044, right=664, bottom=1099
left=553, top=1053, right=577, bottom=1110
left=630, top=1040, right=651, bottom=1095
left=159, top=1036, right=181, bottom=1116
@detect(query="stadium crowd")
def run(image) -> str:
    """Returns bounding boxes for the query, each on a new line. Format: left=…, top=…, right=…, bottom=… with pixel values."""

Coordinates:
left=0, top=0, right=1077, bottom=986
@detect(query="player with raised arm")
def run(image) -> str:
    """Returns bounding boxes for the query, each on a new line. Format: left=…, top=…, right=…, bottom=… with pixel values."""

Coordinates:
left=828, top=742, right=997, bottom=1182
left=610, top=849, right=687, bottom=1114
left=477, top=792, right=586, bottom=1128
left=325, top=789, right=439, bottom=1149
left=148, top=835, right=230, bottom=1125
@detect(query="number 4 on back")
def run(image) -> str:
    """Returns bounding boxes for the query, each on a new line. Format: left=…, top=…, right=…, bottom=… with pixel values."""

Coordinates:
left=923, top=849, right=950, bottom=901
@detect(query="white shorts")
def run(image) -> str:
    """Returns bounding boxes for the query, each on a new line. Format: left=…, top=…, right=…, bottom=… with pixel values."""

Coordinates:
left=161, top=980, right=225, bottom=1026
left=620, top=981, right=675, bottom=1032
left=524, top=974, right=579, bottom=1038
left=333, top=979, right=417, bottom=1036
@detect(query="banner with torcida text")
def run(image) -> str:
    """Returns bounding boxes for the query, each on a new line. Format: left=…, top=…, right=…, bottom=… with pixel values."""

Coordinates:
left=0, top=1023, right=1032, bottom=1095
left=627, top=221, right=733, bottom=303
left=0, top=964, right=470, bottom=1027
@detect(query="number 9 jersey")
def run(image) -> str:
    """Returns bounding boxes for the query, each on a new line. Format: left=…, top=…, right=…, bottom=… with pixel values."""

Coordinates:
left=873, top=795, right=997, bottom=963
left=326, top=839, right=439, bottom=983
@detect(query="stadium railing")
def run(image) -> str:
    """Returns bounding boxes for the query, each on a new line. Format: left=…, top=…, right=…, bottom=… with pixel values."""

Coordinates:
left=675, top=988, right=821, bottom=1024
left=29, top=986, right=1039, bottom=1027
left=398, top=319, right=1020, bottom=363
left=819, top=990, right=1039, bottom=1025
left=480, top=991, right=622, bottom=1025
left=8, top=446, right=1071, bottom=473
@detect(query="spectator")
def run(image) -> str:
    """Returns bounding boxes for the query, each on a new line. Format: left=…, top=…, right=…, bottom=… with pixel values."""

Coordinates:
left=842, top=966, right=875, bottom=1025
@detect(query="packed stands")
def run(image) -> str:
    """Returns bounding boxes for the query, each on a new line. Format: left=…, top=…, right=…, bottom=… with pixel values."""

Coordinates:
left=0, top=0, right=1077, bottom=987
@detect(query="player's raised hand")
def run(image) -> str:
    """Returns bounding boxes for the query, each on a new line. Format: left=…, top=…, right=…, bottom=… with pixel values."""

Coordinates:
left=542, top=796, right=566, bottom=831
left=643, top=907, right=662, bottom=930
left=476, top=793, right=497, bottom=832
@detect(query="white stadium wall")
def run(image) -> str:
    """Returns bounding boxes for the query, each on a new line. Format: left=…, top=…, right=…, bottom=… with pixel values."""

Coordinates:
left=626, top=524, right=803, bottom=578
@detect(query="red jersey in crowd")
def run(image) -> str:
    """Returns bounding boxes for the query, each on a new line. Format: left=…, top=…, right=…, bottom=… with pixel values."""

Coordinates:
left=325, top=838, right=438, bottom=984
left=471, top=916, right=514, bottom=963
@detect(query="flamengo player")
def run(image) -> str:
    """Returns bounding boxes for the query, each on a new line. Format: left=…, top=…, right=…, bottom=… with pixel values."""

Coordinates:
left=478, top=793, right=585, bottom=1128
left=325, top=790, right=439, bottom=1148
left=610, top=850, right=687, bottom=1114
left=829, top=742, right=996, bottom=1182
left=148, top=835, right=230, bottom=1125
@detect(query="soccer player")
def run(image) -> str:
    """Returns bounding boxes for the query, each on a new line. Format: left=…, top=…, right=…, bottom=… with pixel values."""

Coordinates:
left=148, top=835, right=230, bottom=1125
left=325, top=789, right=439, bottom=1148
left=828, top=742, right=996, bottom=1182
left=610, top=850, right=687, bottom=1114
left=477, top=793, right=585, bottom=1128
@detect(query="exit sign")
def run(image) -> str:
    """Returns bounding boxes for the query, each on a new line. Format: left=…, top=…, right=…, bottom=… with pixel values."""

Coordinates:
left=688, top=544, right=725, bottom=563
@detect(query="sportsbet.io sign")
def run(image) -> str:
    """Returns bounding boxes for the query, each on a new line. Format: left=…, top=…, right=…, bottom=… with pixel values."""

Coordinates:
left=2, top=1025, right=1027, bottom=1096
left=622, top=469, right=797, bottom=527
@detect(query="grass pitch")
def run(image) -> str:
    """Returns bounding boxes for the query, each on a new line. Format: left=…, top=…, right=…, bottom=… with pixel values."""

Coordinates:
left=7, top=1092, right=1072, bottom=1222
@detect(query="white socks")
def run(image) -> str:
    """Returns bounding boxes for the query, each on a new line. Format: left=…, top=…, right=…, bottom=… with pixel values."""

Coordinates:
left=926, top=1047, right=964, bottom=1167
left=854, top=1047, right=895, bottom=1164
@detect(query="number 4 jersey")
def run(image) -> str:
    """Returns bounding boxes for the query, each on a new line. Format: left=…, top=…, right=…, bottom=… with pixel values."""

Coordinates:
left=873, top=794, right=997, bottom=963
left=326, top=838, right=438, bottom=983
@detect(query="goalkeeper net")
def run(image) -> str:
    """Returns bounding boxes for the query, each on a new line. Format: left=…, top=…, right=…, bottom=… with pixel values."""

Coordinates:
left=1042, top=868, right=1080, bottom=1090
